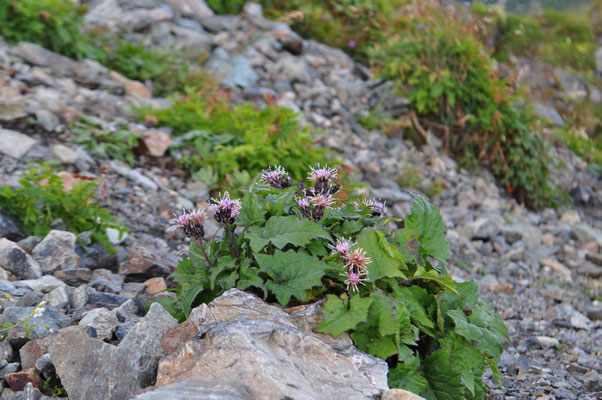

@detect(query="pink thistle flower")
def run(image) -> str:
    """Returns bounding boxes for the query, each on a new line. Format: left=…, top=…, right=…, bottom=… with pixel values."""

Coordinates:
left=340, top=268, right=367, bottom=292
left=170, top=209, right=208, bottom=240
left=332, top=238, right=353, bottom=256
left=346, top=248, right=371, bottom=271
left=357, top=198, right=387, bottom=214
left=310, top=193, right=336, bottom=209
left=210, top=192, right=241, bottom=225
left=308, top=164, right=338, bottom=183
left=261, top=165, right=291, bottom=189
left=347, top=39, right=356, bottom=48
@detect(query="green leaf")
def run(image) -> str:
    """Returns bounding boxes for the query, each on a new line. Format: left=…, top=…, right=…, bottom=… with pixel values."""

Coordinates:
left=422, top=348, right=466, bottom=400
left=351, top=292, right=398, bottom=359
left=246, top=216, right=332, bottom=252
left=390, top=286, right=435, bottom=332
left=447, top=310, right=504, bottom=359
left=439, top=332, right=488, bottom=398
left=357, top=230, right=405, bottom=281
left=238, top=192, right=266, bottom=226
left=395, top=195, right=451, bottom=264
left=255, top=250, right=327, bottom=306
left=236, top=261, right=264, bottom=293
left=413, top=267, right=458, bottom=295
left=210, top=256, right=235, bottom=290
left=388, top=355, right=429, bottom=394
left=317, top=294, right=373, bottom=338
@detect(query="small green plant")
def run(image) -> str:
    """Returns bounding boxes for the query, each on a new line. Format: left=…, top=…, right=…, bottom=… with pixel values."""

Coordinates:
left=0, top=0, right=89, bottom=58
left=71, top=115, right=142, bottom=166
left=0, top=164, right=127, bottom=252
left=553, top=125, right=602, bottom=167
left=369, top=2, right=566, bottom=208
left=42, top=374, right=67, bottom=397
left=206, top=0, right=247, bottom=14
left=141, top=86, right=332, bottom=192
left=157, top=165, right=508, bottom=399
left=0, top=300, right=47, bottom=341
left=87, top=33, right=203, bottom=97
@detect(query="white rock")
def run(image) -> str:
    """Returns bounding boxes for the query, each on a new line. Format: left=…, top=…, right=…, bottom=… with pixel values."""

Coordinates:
left=0, top=129, right=36, bottom=159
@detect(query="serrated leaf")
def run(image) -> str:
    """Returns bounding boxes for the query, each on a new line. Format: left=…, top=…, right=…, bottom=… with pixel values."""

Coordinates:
left=236, top=262, right=264, bottom=292
left=447, top=310, right=504, bottom=359
left=247, top=216, right=332, bottom=252
left=390, top=286, right=435, bottom=332
left=255, top=250, right=327, bottom=306
left=395, top=195, right=451, bottom=264
left=413, top=267, right=458, bottom=295
left=351, top=292, right=398, bottom=359
left=317, top=294, right=373, bottom=338
left=439, top=332, right=488, bottom=398
left=357, top=230, right=406, bottom=281
left=388, top=355, right=429, bottom=394
left=422, top=348, right=466, bottom=400
left=238, top=192, right=266, bottom=226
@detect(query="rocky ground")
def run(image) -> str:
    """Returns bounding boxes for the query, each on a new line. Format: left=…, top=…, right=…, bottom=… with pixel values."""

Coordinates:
left=0, top=0, right=601, bottom=399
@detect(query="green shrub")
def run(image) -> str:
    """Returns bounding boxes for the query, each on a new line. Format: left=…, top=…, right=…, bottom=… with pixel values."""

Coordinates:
left=369, top=4, right=565, bottom=208
left=71, top=115, right=142, bottom=166
left=206, top=0, right=247, bottom=14
left=0, top=0, right=89, bottom=58
left=0, top=164, right=127, bottom=252
left=157, top=165, right=508, bottom=399
left=87, top=33, right=203, bottom=97
left=493, top=13, right=542, bottom=61
left=141, top=86, right=331, bottom=192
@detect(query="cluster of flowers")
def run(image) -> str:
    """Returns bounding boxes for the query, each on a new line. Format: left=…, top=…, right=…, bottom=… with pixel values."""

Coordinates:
left=170, top=192, right=241, bottom=241
left=331, top=238, right=371, bottom=292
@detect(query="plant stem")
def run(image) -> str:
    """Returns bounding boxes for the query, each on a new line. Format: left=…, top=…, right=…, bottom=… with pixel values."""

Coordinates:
left=225, top=225, right=240, bottom=258
left=192, top=238, right=213, bottom=268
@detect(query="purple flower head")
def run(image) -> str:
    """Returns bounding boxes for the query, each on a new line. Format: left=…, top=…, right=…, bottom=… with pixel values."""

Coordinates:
left=358, top=198, right=387, bottom=214
left=347, top=39, right=357, bottom=48
left=340, top=268, right=367, bottom=292
left=310, top=193, right=336, bottom=209
left=295, top=196, right=310, bottom=209
left=308, top=164, right=338, bottom=183
left=210, top=192, right=241, bottom=225
left=333, top=238, right=353, bottom=256
left=261, top=165, right=291, bottom=190
left=170, top=209, right=208, bottom=240
left=346, top=248, right=371, bottom=271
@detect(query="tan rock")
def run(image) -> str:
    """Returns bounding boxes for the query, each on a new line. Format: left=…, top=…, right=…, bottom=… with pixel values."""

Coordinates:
left=110, top=71, right=152, bottom=99
left=144, top=277, right=167, bottom=295
left=161, top=319, right=198, bottom=356
left=539, top=258, right=572, bottom=282
left=140, top=130, right=171, bottom=157
left=381, top=388, right=427, bottom=400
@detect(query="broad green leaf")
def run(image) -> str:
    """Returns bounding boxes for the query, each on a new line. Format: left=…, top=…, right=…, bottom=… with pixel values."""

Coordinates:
left=422, top=348, right=466, bottom=400
left=317, top=294, right=373, bottom=338
left=247, top=216, right=332, bottom=252
left=238, top=192, right=266, bottom=226
left=236, top=262, right=264, bottom=292
left=388, top=355, right=429, bottom=394
left=395, top=195, right=451, bottom=264
left=255, top=250, right=327, bottom=306
left=341, top=220, right=363, bottom=235
left=395, top=302, right=417, bottom=347
left=390, top=286, right=435, bottom=332
left=306, top=241, right=327, bottom=257
left=357, top=230, right=406, bottom=281
left=210, top=256, right=235, bottom=290
left=439, top=333, right=488, bottom=398
left=351, top=292, right=398, bottom=359
left=447, top=310, right=504, bottom=359
left=413, top=267, right=458, bottom=295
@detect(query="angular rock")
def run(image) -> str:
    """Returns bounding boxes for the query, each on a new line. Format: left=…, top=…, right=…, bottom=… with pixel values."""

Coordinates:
left=20, top=339, right=44, bottom=370
left=132, top=381, right=252, bottom=400
left=0, top=238, right=42, bottom=279
left=166, top=0, right=213, bottom=19
left=205, top=48, right=258, bottom=89
left=78, top=241, right=118, bottom=270
left=51, top=144, right=79, bottom=164
left=16, top=275, right=67, bottom=294
left=89, top=292, right=132, bottom=309
left=0, top=214, right=25, bottom=241
left=32, top=230, right=81, bottom=274
left=533, top=102, right=564, bottom=126
left=272, top=28, right=304, bottom=55
left=573, top=223, right=602, bottom=244
left=382, top=389, right=427, bottom=400
left=35, top=353, right=55, bottom=380
left=90, top=269, right=124, bottom=293
left=0, top=340, right=14, bottom=369
left=42, top=286, right=70, bottom=309
left=79, top=307, right=119, bottom=341
left=144, top=277, right=166, bottom=295
left=10, top=42, right=76, bottom=77
left=139, top=130, right=171, bottom=157
left=119, top=243, right=177, bottom=282
left=71, top=284, right=96, bottom=309
left=157, top=289, right=388, bottom=400
left=0, top=129, right=36, bottom=159
left=50, top=303, right=177, bottom=400
left=4, top=368, right=43, bottom=391
left=53, top=268, right=92, bottom=285
left=110, top=71, right=152, bottom=100
left=540, top=258, right=572, bottom=282
left=161, top=319, right=198, bottom=356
